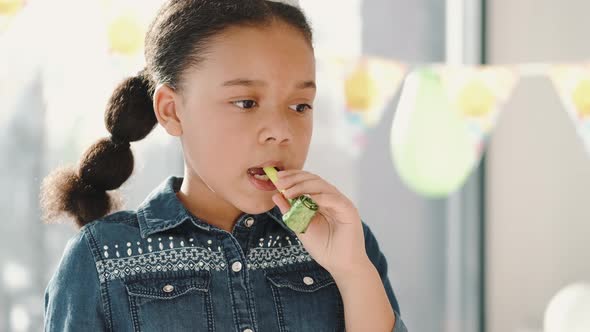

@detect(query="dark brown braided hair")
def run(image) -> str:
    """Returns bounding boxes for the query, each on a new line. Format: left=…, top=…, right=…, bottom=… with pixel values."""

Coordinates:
left=40, top=0, right=313, bottom=228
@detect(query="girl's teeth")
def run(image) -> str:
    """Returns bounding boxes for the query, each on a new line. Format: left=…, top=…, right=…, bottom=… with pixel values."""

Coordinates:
left=253, top=174, right=270, bottom=181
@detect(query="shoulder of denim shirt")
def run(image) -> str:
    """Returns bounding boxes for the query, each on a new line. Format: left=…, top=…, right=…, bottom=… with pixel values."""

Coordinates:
left=77, top=207, right=141, bottom=232
left=79, top=209, right=139, bottom=232
left=45, top=221, right=109, bottom=331
left=76, top=210, right=142, bottom=251
left=76, top=176, right=200, bottom=243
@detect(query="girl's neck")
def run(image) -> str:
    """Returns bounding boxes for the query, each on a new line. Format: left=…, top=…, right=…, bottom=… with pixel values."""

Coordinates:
left=176, top=169, right=244, bottom=233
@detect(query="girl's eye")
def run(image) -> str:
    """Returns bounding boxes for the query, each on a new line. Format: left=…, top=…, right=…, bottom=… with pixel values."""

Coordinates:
left=233, top=100, right=258, bottom=109
left=289, top=104, right=313, bottom=113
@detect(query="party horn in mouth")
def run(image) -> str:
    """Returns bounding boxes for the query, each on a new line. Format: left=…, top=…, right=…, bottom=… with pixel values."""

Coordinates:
left=263, top=167, right=318, bottom=234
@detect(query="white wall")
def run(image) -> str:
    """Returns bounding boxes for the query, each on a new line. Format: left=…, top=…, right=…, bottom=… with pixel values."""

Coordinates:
left=486, top=1, right=590, bottom=331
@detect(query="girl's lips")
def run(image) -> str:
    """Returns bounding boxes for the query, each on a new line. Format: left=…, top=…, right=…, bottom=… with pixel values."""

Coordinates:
left=247, top=173, right=277, bottom=191
left=249, top=161, right=285, bottom=172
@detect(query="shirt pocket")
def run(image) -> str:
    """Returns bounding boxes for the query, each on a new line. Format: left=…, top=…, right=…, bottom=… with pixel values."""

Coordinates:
left=124, top=271, right=214, bottom=332
left=265, top=268, right=345, bottom=332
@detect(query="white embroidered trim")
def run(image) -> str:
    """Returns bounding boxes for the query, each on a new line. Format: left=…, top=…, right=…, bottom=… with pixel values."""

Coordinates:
left=96, top=247, right=225, bottom=283
left=95, top=244, right=312, bottom=282
left=247, top=245, right=312, bottom=270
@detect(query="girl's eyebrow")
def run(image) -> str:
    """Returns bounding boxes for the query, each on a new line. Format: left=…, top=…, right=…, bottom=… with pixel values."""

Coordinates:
left=221, top=78, right=316, bottom=90
left=297, top=80, right=316, bottom=90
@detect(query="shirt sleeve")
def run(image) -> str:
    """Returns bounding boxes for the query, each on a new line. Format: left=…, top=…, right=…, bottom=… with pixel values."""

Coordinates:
left=392, top=310, right=408, bottom=332
left=44, top=229, right=107, bottom=331
left=362, top=221, right=408, bottom=332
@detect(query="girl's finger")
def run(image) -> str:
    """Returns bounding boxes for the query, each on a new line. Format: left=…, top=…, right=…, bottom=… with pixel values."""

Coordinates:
left=275, top=171, right=318, bottom=190
left=272, top=192, right=291, bottom=214
left=282, top=178, right=328, bottom=199
left=309, top=193, right=354, bottom=222
left=276, top=169, right=303, bottom=178
left=297, top=212, right=332, bottom=242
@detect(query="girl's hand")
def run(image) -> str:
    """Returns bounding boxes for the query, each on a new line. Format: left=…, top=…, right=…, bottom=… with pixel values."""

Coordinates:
left=271, top=169, right=370, bottom=277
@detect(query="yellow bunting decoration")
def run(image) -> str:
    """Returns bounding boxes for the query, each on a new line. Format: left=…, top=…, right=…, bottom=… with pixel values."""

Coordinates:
left=100, top=0, right=165, bottom=59
left=343, top=57, right=406, bottom=128
left=0, top=0, right=23, bottom=16
left=550, top=64, right=590, bottom=154
left=0, top=0, right=25, bottom=33
left=107, top=12, right=144, bottom=56
left=345, top=61, right=377, bottom=110
left=443, top=66, right=518, bottom=136
left=572, top=79, right=590, bottom=117
left=99, top=0, right=165, bottom=74
left=456, top=79, right=495, bottom=117
left=316, top=55, right=406, bottom=158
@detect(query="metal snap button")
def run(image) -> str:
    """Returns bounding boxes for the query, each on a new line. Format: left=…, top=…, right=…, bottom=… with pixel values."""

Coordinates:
left=232, top=261, right=243, bottom=272
left=243, top=329, right=254, bottom=332
left=303, top=276, right=314, bottom=285
left=244, top=217, right=255, bottom=228
left=162, top=284, right=174, bottom=293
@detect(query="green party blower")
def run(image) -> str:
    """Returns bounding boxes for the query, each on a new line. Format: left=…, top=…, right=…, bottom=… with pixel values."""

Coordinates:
left=263, top=167, right=318, bottom=234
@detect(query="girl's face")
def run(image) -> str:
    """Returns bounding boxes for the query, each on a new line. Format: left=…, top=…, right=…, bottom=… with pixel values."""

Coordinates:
left=165, top=20, right=315, bottom=216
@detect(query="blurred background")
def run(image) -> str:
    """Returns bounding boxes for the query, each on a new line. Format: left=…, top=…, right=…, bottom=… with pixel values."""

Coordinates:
left=2, top=0, right=590, bottom=331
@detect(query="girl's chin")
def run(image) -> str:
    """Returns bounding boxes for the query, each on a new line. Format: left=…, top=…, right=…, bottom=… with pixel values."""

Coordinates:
left=237, top=196, right=277, bottom=215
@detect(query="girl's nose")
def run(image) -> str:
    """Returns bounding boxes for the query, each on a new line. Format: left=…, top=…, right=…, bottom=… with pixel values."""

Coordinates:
left=260, top=109, right=293, bottom=144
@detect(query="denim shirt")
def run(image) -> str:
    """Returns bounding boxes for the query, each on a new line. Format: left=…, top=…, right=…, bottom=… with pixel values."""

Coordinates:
left=44, top=176, right=408, bottom=332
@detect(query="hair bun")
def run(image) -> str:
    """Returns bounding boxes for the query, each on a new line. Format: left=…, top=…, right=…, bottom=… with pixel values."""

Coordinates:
left=105, top=70, right=158, bottom=142
left=78, top=138, right=134, bottom=192
left=40, top=165, right=122, bottom=228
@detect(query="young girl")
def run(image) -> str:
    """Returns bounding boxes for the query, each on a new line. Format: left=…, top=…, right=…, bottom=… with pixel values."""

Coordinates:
left=41, top=0, right=407, bottom=331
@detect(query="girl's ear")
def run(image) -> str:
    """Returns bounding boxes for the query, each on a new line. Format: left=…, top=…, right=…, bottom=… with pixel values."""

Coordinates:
left=153, top=84, right=183, bottom=136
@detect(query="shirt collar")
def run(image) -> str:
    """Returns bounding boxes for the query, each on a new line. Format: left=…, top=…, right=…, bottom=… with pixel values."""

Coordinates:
left=137, top=176, right=291, bottom=238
